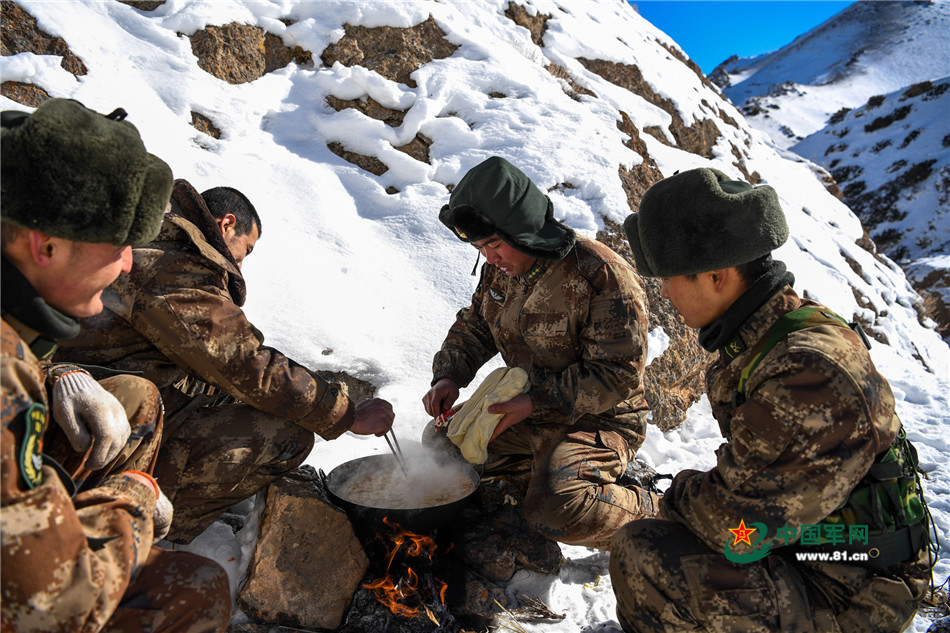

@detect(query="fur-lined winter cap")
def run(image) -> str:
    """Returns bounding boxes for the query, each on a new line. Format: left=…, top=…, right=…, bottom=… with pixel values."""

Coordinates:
left=1, top=98, right=172, bottom=246
left=439, top=156, right=576, bottom=260
left=623, top=168, right=788, bottom=277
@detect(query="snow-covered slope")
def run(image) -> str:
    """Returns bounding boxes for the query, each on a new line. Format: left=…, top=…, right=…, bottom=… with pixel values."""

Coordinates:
left=712, top=0, right=950, bottom=150
left=2, top=0, right=947, bottom=630
left=793, top=77, right=950, bottom=341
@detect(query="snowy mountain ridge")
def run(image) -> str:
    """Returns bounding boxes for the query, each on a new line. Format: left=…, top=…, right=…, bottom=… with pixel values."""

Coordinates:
left=712, top=0, right=950, bottom=150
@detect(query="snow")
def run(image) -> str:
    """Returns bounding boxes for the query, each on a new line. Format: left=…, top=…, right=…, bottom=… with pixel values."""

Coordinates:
left=3, top=0, right=947, bottom=630
left=718, top=0, right=950, bottom=149
left=792, top=76, right=950, bottom=296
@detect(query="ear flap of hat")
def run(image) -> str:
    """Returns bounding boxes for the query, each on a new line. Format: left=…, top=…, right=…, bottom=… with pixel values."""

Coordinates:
left=623, top=213, right=656, bottom=277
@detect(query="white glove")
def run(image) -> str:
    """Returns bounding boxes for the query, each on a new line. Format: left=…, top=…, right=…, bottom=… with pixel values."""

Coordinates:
left=52, top=370, right=131, bottom=470
left=153, top=487, right=174, bottom=542
left=447, top=367, right=529, bottom=464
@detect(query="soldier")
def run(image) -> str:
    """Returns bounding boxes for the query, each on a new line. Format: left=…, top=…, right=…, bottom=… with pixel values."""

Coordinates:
left=56, top=177, right=395, bottom=544
left=611, top=168, right=934, bottom=632
left=422, top=156, right=657, bottom=550
left=1, top=98, right=230, bottom=632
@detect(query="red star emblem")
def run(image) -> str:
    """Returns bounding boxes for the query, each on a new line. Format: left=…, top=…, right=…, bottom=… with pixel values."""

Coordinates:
left=729, top=519, right=757, bottom=546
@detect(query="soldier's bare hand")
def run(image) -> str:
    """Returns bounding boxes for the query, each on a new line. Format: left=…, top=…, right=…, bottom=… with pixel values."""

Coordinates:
left=422, top=378, right=460, bottom=418
left=350, top=398, right=395, bottom=437
left=487, top=393, right=532, bottom=441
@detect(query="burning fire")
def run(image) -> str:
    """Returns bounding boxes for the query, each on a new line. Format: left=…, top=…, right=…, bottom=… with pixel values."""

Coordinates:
left=363, top=517, right=449, bottom=622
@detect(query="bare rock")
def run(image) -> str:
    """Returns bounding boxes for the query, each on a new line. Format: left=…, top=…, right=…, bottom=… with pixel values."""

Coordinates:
left=596, top=218, right=710, bottom=431
left=395, top=133, right=433, bottom=165
left=190, top=111, right=221, bottom=139
left=321, top=17, right=459, bottom=89
left=117, top=0, right=165, bottom=10
left=328, top=141, right=389, bottom=175
left=1, top=0, right=87, bottom=76
left=1, top=80, right=51, bottom=107
left=324, top=96, right=433, bottom=169
left=579, top=57, right=722, bottom=158
left=189, top=22, right=311, bottom=85
left=239, top=468, right=369, bottom=631
left=326, top=95, right=407, bottom=128
left=599, top=111, right=710, bottom=430
left=504, top=3, right=550, bottom=47
left=316, top=369, right=377, bottom=403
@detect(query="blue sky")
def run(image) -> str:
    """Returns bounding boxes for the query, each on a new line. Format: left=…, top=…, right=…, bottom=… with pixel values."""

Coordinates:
left=632, top=1, right=857, bottom=74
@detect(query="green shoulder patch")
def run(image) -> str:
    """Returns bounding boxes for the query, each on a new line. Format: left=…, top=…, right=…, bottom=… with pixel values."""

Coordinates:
left=19, top=403, right=46, bottom=489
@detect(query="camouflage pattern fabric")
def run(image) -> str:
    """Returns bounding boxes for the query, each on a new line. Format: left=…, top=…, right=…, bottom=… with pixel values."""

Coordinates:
left=56, top=179, right=354, bottom=439
left=609, top=287, right=931, bottom=632
left=43, top=372, right=163, bottom=485
left=431, top=236, right=654, bottom=548
left=610, top=519, right=930, bottom=632
left=487, top=420, right=657, bottom=550
left=154, top=393, right=314, bottom=543
left=1, top=316, right=230, bottom=632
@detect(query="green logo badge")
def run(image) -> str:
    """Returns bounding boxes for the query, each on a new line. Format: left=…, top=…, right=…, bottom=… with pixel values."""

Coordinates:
left=19, top=403, right=46, bottom=489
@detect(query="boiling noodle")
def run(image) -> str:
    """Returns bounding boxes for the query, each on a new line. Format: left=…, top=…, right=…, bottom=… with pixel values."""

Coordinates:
left=336, top=458, right=476, bottom=510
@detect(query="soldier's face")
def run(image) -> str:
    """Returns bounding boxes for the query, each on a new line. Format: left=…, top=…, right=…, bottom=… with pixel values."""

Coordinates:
left=42, top=240, right=133, bottom=317
left=660, top=273, right=723, bottom=329
left=471, top=234, right=536, bottom=277
left=217, top=214, right=259, bottom=270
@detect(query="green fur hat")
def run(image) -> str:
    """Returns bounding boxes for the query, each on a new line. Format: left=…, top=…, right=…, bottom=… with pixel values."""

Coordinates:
left=439, top=156, right=576, bottom=260
left=623, top=168, right=788, bottom=277
left=1, top=98, right=172, bottom=246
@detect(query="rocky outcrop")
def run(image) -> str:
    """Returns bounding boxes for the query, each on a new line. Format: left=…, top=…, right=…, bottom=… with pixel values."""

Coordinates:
left=188, top=22, right=312, bottom=85
left=1, top=0, right=87, bottom=76
left=578, top=57, right=725, bottom=159
left=321, top=17, right=458, bottom=89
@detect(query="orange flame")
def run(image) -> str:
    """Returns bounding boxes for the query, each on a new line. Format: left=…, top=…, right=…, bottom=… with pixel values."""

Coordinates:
left=362, top=517, right=448, bottom=618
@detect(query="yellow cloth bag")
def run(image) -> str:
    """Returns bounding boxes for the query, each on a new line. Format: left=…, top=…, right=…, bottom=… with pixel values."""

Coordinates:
left=446, top=367, right=529, bottom=464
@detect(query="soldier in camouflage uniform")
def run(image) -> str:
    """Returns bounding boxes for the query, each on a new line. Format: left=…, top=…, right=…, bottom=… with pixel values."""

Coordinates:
left=56, top=178, right=395, bottom=543
left=610, top=168, right=933, bottom=632
left=1, top=99, right=229, bottom=632
left=422, top=157, right=657, bottom=550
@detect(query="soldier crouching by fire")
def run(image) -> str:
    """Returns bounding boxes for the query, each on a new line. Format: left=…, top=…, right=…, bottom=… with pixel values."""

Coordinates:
left=1, top=98, right=231, bottom=632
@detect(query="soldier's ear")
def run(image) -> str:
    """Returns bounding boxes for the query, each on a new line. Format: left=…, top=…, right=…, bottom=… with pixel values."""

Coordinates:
left=28, top=230, right=57, bottom=268
left=216, top=213, right=237, bottom=237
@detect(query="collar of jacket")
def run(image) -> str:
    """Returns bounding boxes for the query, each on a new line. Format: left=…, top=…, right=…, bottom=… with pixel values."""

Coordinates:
left=1, top=256, right=79, bottom=358
left=698, top=259, right=795, bottom=357
left=168, top=179, right=247, bottom=306
left=515, top=259, right=549, bottom=285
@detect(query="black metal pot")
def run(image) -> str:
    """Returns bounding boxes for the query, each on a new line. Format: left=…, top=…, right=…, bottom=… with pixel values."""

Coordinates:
left=324, top=454, right=480, bottom=533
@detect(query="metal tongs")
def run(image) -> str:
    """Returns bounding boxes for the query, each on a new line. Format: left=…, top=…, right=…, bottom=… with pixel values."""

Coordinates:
left=384, top=428, right=409, bottom=477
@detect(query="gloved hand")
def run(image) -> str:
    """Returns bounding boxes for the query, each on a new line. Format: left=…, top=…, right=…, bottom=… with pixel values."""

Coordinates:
left=52, top=370, right=131, bottom=470
left=123, top=470, right=174, bottom=542
left=447, top=367, right=529, bottom=464
left=153, top=487, right=174, bottom=542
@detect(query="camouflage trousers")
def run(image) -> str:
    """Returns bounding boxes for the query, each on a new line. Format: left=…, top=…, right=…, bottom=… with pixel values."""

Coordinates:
left=154, top=387, right=315, bottom=543
left=425, top=417, right=657, bottom=550
left=609, top=519, right=931, bottom=633
left=45, top=374, right=163, bottom=486
left=102, top=545, right=231, bottom=633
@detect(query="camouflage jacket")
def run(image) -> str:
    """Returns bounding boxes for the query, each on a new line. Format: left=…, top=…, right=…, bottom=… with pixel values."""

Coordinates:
left=662, top=286, right=901, bottom=554
left=56, top=179, right=353, bottom=440
left=1, top=311, right=158, bottom=632
left=432, top=237, right=649, bottom=447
